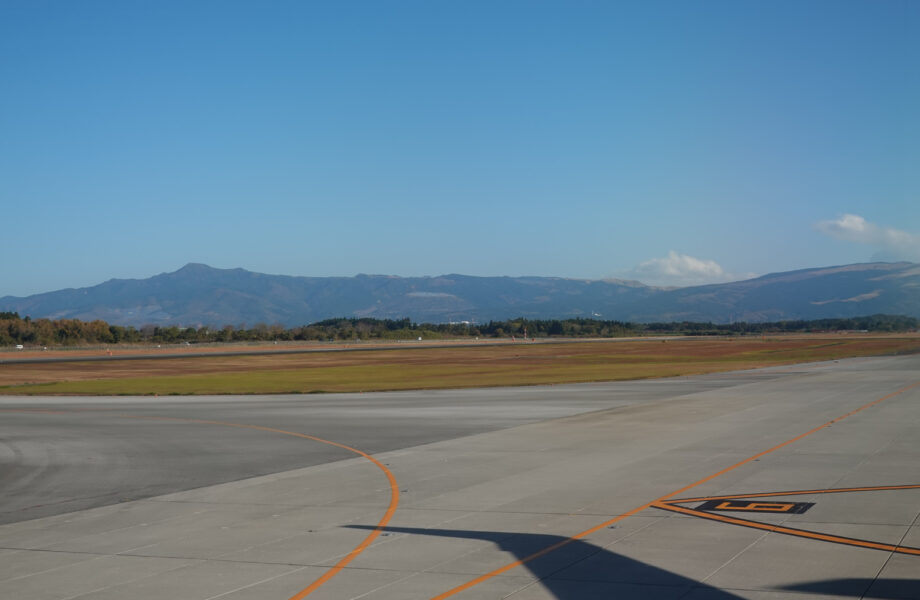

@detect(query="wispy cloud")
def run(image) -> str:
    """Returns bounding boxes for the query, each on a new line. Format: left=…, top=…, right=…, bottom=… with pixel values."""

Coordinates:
left=815, top=214, right=920, bottom=261
left=627, top=251, right=752, bottom=287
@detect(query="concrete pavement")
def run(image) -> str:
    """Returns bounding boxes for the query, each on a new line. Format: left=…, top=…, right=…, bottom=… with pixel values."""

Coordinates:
left=0, top=354, right=918, bottom=599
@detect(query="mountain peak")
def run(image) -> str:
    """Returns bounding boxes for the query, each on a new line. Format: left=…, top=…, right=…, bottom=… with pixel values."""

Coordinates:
left=177, top=263, right=215, bottom=272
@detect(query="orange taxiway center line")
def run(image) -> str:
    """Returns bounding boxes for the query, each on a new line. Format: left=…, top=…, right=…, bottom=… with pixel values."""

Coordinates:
left=430, top=380, right=920, bottom=600
left=664, top=483, right=920, bottom=504
left=653, top=502, right=920, bottom=556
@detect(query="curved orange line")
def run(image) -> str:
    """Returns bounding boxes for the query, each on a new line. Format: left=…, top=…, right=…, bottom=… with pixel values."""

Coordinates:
left=123, top=416, right=400, bottom=600
left=4, top=410, right=399, bottom=599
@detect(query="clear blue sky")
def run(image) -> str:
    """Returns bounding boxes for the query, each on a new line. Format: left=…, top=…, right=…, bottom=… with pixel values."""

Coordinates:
left=2, top=0, right=918, bottom=296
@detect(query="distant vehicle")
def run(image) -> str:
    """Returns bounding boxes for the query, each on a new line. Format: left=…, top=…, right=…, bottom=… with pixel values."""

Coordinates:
left=15, top=344, right=23, bottom=350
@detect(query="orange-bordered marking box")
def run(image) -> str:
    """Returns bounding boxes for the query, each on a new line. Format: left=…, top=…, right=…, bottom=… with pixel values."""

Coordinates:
left=696, top=499, right=814, bottom=514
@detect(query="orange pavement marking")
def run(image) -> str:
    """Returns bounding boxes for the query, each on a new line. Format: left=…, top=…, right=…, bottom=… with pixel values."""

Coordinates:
left=2, top=409, right=399, bottom=600
left=430, top=381, right=920, bottom=599
left=124, top=416, right=400, bottom=600
left=653, top=490, right=920, bottom=556
left=665, top=483, right=920, bottom=504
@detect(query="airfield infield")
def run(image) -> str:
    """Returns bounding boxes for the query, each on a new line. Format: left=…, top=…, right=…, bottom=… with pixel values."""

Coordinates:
left=1, top=341, right=919, bottom=598
left=1, top=335, right=919, bottom=395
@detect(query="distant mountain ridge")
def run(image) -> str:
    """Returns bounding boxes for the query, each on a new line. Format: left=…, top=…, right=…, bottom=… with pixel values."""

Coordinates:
left=2, top=262, right=918, bottom=327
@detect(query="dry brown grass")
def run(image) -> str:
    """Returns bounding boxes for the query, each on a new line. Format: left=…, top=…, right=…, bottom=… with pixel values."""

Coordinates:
left=2, top=335, right=918, bottom=395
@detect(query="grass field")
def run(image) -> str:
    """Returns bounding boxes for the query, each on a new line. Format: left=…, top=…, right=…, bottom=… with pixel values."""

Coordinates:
left=2, top=336, right=918, bottom=395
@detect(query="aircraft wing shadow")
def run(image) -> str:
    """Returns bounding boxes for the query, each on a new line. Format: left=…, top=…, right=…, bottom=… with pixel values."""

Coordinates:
left=347, top=524, right=744, bottom=599
left=778, top=578, right=920, bottom=598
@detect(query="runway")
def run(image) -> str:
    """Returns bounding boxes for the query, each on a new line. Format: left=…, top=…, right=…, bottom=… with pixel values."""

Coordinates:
left=1, top=354, right=918, bottom=599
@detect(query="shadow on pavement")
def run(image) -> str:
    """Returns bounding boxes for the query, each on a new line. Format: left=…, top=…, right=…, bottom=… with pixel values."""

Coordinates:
left=780, top=578, right=920, bottom=599
left=347, top=524, right=744, bottom=599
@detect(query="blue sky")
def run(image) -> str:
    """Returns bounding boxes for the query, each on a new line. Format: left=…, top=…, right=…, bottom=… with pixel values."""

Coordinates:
left=2, top=0, right=918, bottom=296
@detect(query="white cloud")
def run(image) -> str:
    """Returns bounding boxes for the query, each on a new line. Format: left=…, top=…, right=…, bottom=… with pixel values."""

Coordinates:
left=815, top=214, right=920, bottom=261
left=628, top=251, right=750, bottom=287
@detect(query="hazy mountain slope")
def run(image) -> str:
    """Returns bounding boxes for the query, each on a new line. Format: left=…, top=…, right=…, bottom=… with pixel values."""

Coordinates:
left=618, top=262, right=920, bottom=322
left=1, top=262, right=917, bottom=327
left=0, top=264, right=657, bottom=326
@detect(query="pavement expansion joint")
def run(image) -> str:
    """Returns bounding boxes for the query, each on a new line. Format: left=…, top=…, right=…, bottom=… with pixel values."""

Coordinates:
left=146, top=499, right=331, bottom=508
left=0, top=547, right=117, bottom=556
left=402, top=506, right=617, bottom=517
left=115, top=553, right=321, bottom=567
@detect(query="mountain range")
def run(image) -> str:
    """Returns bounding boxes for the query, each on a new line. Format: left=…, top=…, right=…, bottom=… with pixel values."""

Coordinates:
left=2, top=262, right=918, bottom=327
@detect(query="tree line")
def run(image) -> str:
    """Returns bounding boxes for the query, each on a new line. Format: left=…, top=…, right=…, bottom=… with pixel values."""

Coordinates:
left=1, top=312, right=917, bottom=348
